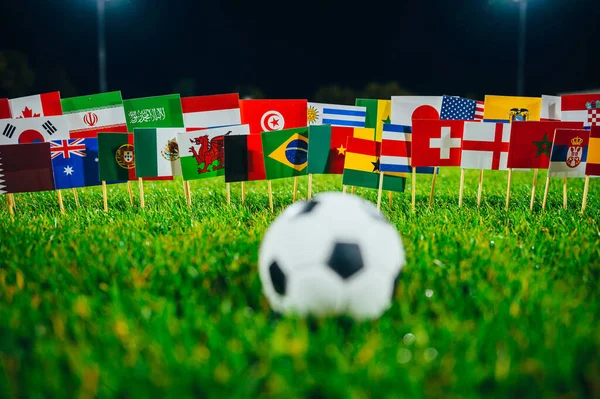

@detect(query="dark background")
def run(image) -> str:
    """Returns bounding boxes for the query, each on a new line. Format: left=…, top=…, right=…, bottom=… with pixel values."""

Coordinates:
left=0, top=0, right=598, bottom=102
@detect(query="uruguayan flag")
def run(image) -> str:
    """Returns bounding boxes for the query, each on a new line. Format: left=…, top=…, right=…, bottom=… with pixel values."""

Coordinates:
left=307, top=102, right=367, bottom=128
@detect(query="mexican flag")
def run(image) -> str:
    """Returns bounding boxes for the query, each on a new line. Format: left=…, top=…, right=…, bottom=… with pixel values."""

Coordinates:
left=262, top=127, right=309, bottom=180
left=178, top=125, right=250, bottom=181
left=61, top=91, right=128, bottom=138
left=307, top=124, right=354, bottom=175
left=342, top=136, right=405, bottom=192
left=133, top=128, right=183, bottom=178
left=98, top=132, right=135, bottom=181
left=123, top=94, right=184, bottom=131
left=181, top=93, right=241, bottom=128
left=355, top=99, right=392, bottom=142
left=9, top=91, right=63, bottom=119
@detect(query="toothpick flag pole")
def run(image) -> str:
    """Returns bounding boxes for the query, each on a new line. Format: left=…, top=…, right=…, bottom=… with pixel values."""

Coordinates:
left=186, top=181, right=192, bottom=207
left=542, top=173, right=551, bottom=210
left=126, top=181, right=134, bottom=206
left=351, top=186, right=356, bottom=195
left=226, top=183, right=231, bottom=206
left=292, top=176, right=299, bottom=202
left=458, top=168, right=465, bottom=207
left=307, top=174, right=313, bottom=200
left=376, top=173, right=384, bottom=210
left=57, top=190, right=65, bottom=214
left=429, top=167, right=438, bottom=206
left=268, top=180, right=273, bottom=213
left=581, top=176, right=590, bottom=214
left=102, top=181, right=108, bottom=212
left=388, top=191, right=393, bottom=206
left=505, top=169, right=513, bottom=211
left=411, top=169, right=416, bottom=211
left=73, top=188, right=80, bottom=208
left=562, top=177, right=568, bottom=210
left=342, top=185, right=347, bottom=194
left=477, top=169, right=484, bottom=208
left=9, top=193, right=16, bottom=209
left=138, top=178, right=145, bottom=210
left=7, top=194, right=14, bottom=217
left=241, top=182, right=246, bottom=204
left=529, top=169, right=539, bottom=212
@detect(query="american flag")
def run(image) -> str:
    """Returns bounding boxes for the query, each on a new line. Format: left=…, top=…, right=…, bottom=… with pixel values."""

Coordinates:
left=50, top=139, right=86, bottom=159
left=440, top=96, right=480, bottom=121
left=474, top=101, right=484, bottom=120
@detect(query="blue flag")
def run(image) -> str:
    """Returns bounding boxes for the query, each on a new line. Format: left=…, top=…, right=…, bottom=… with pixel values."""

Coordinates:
left=50, top=138, right=102, bottom=189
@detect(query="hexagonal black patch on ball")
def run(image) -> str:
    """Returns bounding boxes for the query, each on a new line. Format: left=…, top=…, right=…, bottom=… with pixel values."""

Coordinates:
left=295, top=200, right=319, bottom=216
left=269, top=261, right=287, bottom=295
left=327, top=243, right=364, bottom=279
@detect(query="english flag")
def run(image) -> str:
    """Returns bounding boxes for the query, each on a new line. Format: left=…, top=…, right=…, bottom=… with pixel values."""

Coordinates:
left=9, top=92, right=62, bottom=119
left=561, top=93, right=600, bottom=128
left=460, top=122, right=511, bottom=170
left=411, top=119, right=464, bottom=167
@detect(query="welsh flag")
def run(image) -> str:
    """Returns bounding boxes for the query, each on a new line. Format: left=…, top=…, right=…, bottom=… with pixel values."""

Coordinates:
left=0, top=98, right=11, bottom=119
left=61, top=91, right=128, bottom=139
left=9, top=91, right=62, bottom=119
left=181, top=93, right=241, bottom=128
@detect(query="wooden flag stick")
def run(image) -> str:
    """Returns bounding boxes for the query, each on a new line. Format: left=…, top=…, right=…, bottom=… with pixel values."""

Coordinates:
left=529, top=169, right=539, bottom=212
left=292, top=176, right=299, bottom=202
left=477, top=169, right=484, bottom=208
left=458, top=168, right=465, bottom=207
left=226, top=183, right=231, bottom=205
left=376, top=173, right=384, bottom=210
left=429, top=167, right=438, bottom=206
left=241, top=182, right=246, bottom=204
left=126, top=181, right=134, bottom=206
left=307, top=174, right=313, bottom=200
left=342, top=185, right=347, bottom=194
left=72, top=188, right=80, bottom=208
left=505, top=169, right=513, bottom=211
left=57, top=190, right=65, bottom=214
left=542, top=173, right=551, bottom=210
left=563, top=177, right=568, bottom=210
left=388, top=191, right=393, bottom=206
left=102, top=181, right=108, bottom=212
left=351, top=186, right=356, bottom=195
left=182, top=180, right=188, bottom=200
left=581, top=175, right=590, bottom=214
left=138, top=178, right=145, bottom=210
left=268, top=180, right=273, bottom=213
left=411, top=168, right=416, bottom=211
left=7, top=194, right=14, bottom=217
left=186, top=181, right=192, bottom=207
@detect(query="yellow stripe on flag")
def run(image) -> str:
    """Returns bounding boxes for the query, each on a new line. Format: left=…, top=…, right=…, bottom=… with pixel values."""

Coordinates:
left=588, top=137, right=600, bottom=164
left=353, top=127, right=375, bottom=140
left=375, top=100, right=391, bottom=142
left=483, top=95, right=542, bottom=121
left=344, top=152, right=378, bottom=173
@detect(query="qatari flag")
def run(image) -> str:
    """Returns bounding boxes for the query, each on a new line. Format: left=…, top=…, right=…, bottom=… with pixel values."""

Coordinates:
left=0, top=98, right=11, bottom=119
left=0, top=142, right=55, bottom=194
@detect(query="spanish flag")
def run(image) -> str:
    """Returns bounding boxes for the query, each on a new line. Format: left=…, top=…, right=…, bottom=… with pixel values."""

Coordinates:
left=483, top=95, right=542, bottom=123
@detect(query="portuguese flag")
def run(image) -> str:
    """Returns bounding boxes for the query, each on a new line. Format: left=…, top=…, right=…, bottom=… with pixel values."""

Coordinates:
left=61, top=91, right=127, bottom=139
left=98, top=132, right=135, bottom=181
left=261, top=127, right=309, bottom=180
left=355, top=99, right=392, bottom=142
left=307, top=125, right=353, bottom=175
left=342, top=136, right=405, bottom=192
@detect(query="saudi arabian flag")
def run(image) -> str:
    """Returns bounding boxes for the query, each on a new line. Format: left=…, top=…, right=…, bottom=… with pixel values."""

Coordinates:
left=133, top=128, right=183, bottom=178
left=61, top=91, right=127, bottom=139
left=124, top=94, right=184, bottom=131
left=177, top=124, right=250, bottom=181
left=355, top=99, right=392, bottom=142
left=262, top=127, right=309, bottom=180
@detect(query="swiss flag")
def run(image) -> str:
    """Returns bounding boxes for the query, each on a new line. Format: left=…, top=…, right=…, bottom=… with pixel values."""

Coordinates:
left=239, top=99, right=307, bottom=134
left=412, top=119, right=464, bottom=167
left=9, top=91, right=63, bottom=119
left=0, top=98, right=11, bottom=119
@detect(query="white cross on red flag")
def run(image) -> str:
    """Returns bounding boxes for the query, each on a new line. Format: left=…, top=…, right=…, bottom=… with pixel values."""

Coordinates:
left=411, top=119, right=464, bottom=167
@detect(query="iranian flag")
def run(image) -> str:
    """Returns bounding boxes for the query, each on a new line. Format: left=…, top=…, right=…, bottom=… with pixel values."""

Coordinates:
left=9, top=91, right=63, bottom=119
left=307, top=125, right=354, bottom=175
left=133, top=128, right=183, bottom=178
left=0, top=98, right=11, bottom=119
left=61, top=91, right=128, bottom=139
left=181, top=93, right=241, bottom=128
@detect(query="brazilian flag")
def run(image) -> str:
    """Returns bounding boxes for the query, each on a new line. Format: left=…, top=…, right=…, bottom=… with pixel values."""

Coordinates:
left=261, top=127, right=309, bottom=180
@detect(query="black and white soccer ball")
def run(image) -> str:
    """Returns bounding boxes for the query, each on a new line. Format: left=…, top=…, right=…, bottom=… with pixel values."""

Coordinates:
left=258, top=192, right=406, bottom=320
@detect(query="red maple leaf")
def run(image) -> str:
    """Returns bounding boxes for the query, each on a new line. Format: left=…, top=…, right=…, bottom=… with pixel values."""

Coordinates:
left=16, top=106, right=41, bottom=118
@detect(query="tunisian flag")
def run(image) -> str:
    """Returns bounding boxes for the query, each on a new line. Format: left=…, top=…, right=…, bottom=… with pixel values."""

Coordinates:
left=411, top=119, right=464, bottom=167
left=239, top=99, right=307, bottom=134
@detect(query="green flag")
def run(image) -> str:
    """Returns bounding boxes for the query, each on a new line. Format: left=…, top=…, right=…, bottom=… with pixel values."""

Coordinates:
left=60, top=91, right=127, bottom=139
left=133, top=128, right=182, bottom=178
left=123, top=94, right=184, bottom=131
left=261, top=127, right=309, bottom=180
left=98, top=132, right=134, bottom=181
left=355, top=99, right=391, bottom=142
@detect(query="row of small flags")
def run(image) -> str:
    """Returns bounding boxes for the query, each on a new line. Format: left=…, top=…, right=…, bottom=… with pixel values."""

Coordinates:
left=0, top=90, right=599, bottom=212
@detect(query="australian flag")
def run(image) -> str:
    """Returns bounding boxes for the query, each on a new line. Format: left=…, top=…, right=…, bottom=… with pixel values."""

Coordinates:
left=440, top=95, right=478, bottom=120
left=50, top=138, right=102, bottom=189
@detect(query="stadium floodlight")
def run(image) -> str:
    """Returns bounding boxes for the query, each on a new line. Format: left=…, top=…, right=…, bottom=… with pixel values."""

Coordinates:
left=97, top=0, right=108, bottom=93
left=514, top=0, right=527, bottom=96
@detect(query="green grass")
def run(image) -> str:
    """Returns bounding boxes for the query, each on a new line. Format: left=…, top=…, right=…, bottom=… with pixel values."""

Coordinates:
left=0, top=168, right=598, bottom=398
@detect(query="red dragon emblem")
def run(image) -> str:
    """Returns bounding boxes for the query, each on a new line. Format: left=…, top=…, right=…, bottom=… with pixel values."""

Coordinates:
left=189, top=131, right=231, bottom=173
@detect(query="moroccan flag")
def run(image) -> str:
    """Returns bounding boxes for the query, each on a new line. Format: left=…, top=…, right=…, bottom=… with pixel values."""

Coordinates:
left=0, top=98, right=11, bottom=119
left=0, top=116, right=70, bottom=145
left=548, top=129, right=589, bottom=178
left=541, top=95, right=561, bottom=121
left=561, top=94, right=600, bottom=128
left=483, top=95, right=542, bottom=122
left=411, top=119, right=464, bottom=167
left=133, top=128, right=183, bottom=178
left=224, top=134, right=265, bottom=182
left=307, top=125, right=353, bottom=175
left=178, top=125, right=249, bottom=180
left=98, top=132, right=135, bottom=181
left=239, top=99, right=307, bottom=133
left=390, top=96, right=442, bottom=127
left=61, top=91, right=128, bottom=139
left=506, top=121, right=584, bottom=169
left=0, top=143, right=55, bottom=194
left=307, top=103, right=366, bottom=127
left=342, top=136, right=405, bottom=192
left=261, top=127, right=309, bottom=180
left=355, top=99, right=392, bottom=141
left=181, top=93, right=241, bottom=128
left=123, top=94, right=184, bottom=131
left=9, top=91, right=62, bottom=119
left=50, top=138, right=103, bottom=189
left=586, top=127, right=600, bottom=176
left=379, top=124, right=436, bottom=174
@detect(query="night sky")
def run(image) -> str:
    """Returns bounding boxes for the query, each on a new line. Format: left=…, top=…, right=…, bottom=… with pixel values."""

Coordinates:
left=1, top=0, right=598, bottom=101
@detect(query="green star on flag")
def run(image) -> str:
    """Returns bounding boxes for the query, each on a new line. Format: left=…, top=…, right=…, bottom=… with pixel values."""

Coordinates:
left=382, top=116, right=391, bottom=124
left=533, top=133, right=552, bottom=158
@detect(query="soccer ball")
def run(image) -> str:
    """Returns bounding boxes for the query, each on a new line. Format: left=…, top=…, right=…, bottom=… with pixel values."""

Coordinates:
left=258, top=192, right=406, bottom=320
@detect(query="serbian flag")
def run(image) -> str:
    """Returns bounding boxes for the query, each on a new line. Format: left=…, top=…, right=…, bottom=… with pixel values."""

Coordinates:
left=181, top=93, right=241, bottom=128
left=390, top=96, right=443, bottom=126
left=506, top=121, right=584, bottom=169
left=411, top=119, right=464, bottom=167
left=0, top=99, right=11, bottom=119
left=9, top=91, right=62, bottom=119
left=548, top=129, right=590, bottom=178
left=561, top=94, right=600, bottom=128
left=586, top=126, right=600, bottom=176
left=239, top=99, right=307, bottom=134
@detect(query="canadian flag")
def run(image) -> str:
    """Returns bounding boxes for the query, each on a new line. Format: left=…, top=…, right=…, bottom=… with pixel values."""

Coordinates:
left=9, top=92, right=63, bottom=119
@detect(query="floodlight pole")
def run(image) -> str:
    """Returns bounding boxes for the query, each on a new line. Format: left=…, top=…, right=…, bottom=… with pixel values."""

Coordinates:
left=516, top=0, right=527, bottom=96
left=97, top=0, right=108, bottom=93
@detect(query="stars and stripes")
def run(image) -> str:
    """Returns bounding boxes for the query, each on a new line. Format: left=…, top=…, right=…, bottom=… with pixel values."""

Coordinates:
left=440, top=96, right=479, bottom=121
left=474, top=101, right=484, bottom=120
left=50, top=139, right=87, bottom=159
